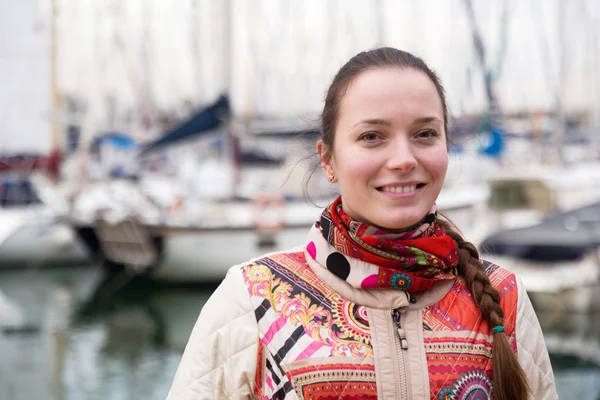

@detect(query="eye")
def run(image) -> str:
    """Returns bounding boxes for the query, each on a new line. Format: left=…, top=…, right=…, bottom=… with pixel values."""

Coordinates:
left=358, top=131, right=381, bottom=143
left=416, top=129, right=439, bottom=139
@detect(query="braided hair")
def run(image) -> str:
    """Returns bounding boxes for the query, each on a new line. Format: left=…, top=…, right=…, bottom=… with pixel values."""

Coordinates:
left=438, top=219, right=529, bottom=399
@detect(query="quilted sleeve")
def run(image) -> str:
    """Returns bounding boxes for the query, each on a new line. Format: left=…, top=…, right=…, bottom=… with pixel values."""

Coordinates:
left=515, top=276, right=558, bottom=400
left=166, top=266, right=259, bottom=400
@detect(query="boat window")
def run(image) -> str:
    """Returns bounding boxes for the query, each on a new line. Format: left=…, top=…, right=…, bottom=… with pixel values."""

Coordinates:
left=488, top=180, right=555, bottom=210
left=0, top=179, right=43, bottom=208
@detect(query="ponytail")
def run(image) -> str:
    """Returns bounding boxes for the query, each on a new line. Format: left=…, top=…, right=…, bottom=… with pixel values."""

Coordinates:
left=438, top=219, right=529, bottom=400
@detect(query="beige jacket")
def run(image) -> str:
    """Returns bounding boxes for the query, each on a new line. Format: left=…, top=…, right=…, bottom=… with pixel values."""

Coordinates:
left=166, top=248, right=558, bottom=399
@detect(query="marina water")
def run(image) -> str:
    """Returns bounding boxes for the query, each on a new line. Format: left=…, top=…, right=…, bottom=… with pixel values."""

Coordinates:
left=0, top=264, right=598, bottom=400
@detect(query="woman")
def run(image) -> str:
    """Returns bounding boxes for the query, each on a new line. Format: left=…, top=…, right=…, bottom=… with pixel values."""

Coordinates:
left=166, top=48, right=557, bottom=400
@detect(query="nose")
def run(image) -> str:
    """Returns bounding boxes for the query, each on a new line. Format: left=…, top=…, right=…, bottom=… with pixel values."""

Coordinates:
left=386, top=136, right=417, bottom=172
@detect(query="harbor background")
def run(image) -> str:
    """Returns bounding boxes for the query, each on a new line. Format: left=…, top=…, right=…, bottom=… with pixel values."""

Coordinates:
left=1, top=0, right=600, bottom=399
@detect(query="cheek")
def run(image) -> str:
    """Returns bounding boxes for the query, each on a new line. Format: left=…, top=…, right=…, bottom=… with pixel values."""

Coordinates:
left=335, top=148, right=379, bottom=179
left=423, top=148, right=448, bottom=180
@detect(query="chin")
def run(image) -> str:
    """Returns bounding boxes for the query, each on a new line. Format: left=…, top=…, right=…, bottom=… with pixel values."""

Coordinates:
left=377, top=206, right=430, bottom=229
left=374, top=215, right=423, bottom=231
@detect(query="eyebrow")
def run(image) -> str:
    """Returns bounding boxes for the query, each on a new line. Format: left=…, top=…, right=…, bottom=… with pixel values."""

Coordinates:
left=352, top=118, right=392, bottom=128
left=352, top=116, right=442, bottom=128
left=413, top=116, right=442, bottom=124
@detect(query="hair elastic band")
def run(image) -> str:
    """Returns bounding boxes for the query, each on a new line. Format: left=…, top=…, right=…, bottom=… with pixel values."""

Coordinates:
left=492, top=325, right=505, bottom=334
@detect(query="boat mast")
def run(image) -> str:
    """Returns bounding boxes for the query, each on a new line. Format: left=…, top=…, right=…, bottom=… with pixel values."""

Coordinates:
left=463, top=0, right=505, bottom=161
left=190, top=0, right=202, bottom=103
left=50, top=0, right=62, bottom=151
left=223, top=0, right=232, bottom=95
left=222, top=0, right=239, bottom=196
left=554, top=0, right=566, bottom=165
left=588, top=0, right=600, bottom=160
left=139, top=0, right=155, bottom=138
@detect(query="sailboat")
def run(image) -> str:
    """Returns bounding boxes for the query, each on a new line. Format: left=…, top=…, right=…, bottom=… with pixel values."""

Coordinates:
left=0, top=0, right=93, bottom=269
left=0, top=156, right=90, bottom=268
left=0, top=0, right=90, bottom=268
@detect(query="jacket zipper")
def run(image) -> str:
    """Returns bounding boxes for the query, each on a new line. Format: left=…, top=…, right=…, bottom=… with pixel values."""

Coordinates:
left=392, top=309, right=411, bottom=399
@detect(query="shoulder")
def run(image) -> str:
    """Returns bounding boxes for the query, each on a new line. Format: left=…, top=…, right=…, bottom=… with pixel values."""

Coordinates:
left=480, top=259, right=520, bottom=295
left=237, top=245, right=306, bottom=266
left=479, top=259, right=522, bottom=310
left=235, top=246, right=307, bottom=275
left=222, top=246, right=310, bottom=303
left=480, top=258, right=524, bottom=329
left=444, top=259, right=521, bottom=312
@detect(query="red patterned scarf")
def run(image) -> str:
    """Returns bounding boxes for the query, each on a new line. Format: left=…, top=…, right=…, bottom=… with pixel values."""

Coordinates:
left=317, top=196, right=458, bottom=292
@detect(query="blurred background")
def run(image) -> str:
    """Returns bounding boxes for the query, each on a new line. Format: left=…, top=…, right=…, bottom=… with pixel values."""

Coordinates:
left=1, top=0, right=599, bottom=398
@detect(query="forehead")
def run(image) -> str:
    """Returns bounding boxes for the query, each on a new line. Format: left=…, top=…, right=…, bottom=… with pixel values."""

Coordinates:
left=338, top=67, right=444, bottom=125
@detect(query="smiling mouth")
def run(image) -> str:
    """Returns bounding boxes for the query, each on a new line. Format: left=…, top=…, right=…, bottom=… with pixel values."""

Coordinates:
left=377, top=183, right=426, bottom=193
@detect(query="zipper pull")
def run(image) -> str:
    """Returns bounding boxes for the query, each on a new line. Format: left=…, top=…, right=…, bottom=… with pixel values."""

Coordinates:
left=397, top=328, right=408, bottom=350
left=392, top=309, right=409, bottom=349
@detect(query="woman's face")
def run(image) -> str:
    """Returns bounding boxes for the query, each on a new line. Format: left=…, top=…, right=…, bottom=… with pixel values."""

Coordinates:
left=318, top=67, right=448, bottom=230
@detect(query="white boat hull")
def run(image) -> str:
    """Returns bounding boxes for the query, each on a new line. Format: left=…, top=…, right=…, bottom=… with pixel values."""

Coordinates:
left=0, top=208, right=90, bottom=268
left=152, top=226, right=309, bottom=282
left=0, top=223, right=90, bottom=268
left=481, top=251, right=600, bottom=313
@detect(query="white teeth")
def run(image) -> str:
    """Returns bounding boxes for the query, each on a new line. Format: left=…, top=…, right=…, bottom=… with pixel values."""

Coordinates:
left=382, top=185, right=417, bottom=193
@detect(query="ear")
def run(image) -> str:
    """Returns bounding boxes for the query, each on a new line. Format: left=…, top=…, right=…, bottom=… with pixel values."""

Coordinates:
left=316, top=139, right=336, bottom=183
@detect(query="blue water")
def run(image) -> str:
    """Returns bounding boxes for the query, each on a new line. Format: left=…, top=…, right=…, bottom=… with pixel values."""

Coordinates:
left=0, top=265, right=598, bottom=399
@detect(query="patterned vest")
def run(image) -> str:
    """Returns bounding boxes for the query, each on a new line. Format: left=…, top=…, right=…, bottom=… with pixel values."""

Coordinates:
left=241, top=251, right=518, bottom=399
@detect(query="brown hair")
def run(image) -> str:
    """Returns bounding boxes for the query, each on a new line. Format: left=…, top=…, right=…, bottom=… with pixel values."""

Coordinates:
left=315, top=47, right=529, bottom=399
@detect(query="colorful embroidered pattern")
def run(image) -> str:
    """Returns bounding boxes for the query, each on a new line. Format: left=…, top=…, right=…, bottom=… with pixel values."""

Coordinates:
left=452, top=370, right=493, bottom=399
left=332, top=298, right=370, bottom=344
left=438, top=370, right=493, bottom=399
left=286, top=363, right=377, bottom=400
left=242, top=252, right=376, bottom=399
